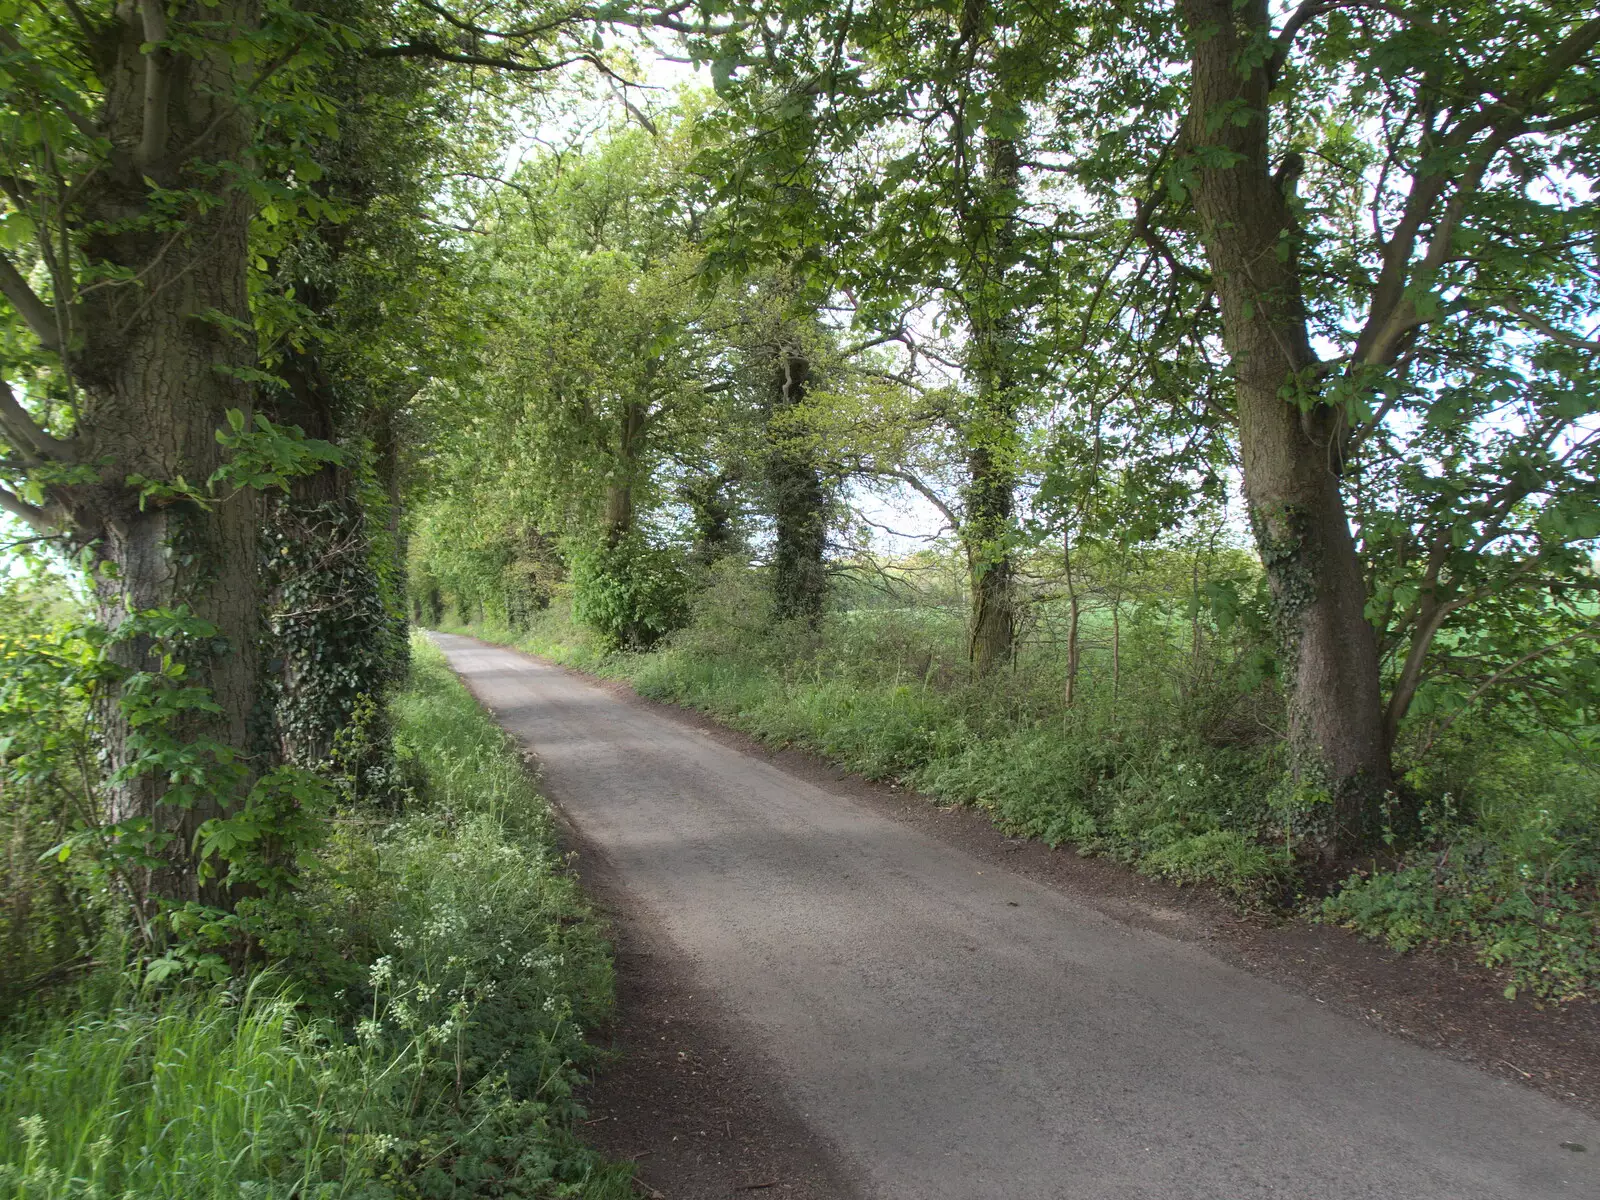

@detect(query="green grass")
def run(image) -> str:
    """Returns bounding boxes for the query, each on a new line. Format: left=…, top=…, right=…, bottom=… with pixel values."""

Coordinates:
left=0, top=977, right=359, bottom=1199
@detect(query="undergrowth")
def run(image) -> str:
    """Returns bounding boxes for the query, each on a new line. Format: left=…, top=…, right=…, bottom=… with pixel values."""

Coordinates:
left=438, top=572, right=1293, bottom=907
left=0, top=636, right=630, bottom=1198
left=1320, top=736, right=1600, bottom=1003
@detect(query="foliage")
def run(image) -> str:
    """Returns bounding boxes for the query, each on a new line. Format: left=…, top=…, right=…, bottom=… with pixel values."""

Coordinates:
left=278, top=635, right=626, bottom=1197
left=0, top=977, right=366, bottom=1200
left=1322, top=732, right=1600, bottom=1002
left=568, top=537, right=692, bottom=651
left=0, top=574, right=95, bottom=1012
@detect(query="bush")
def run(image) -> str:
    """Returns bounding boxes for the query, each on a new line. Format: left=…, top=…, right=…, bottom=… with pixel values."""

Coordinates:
left=1321, top=730, right=1600, bottom=1001
left=0, top=582, right=102, bottom=1015
left=568, top=538, right=690, bottom=650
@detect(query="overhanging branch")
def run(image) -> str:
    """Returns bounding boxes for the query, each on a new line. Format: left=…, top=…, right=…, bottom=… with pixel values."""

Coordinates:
left=0, top=483, right=56, bottom=533
left=369, top=40, right=592, bottom=74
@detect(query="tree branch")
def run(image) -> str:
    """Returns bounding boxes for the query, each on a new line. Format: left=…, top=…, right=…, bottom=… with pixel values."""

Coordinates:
left=1417, top=617, right=1600, bottom=757
left=135, top=0, right=172, bottom=170
left=0, top=376, right=73, bottom=462
left=1509, top=16, right=1600, bottom=106
left=1268, top=1, right=1329, bottom=87
left=866, top=467, right=961, bottom=533
left=368, top=41, right=591, bottom=74
left=1270, top=2, right=1445, bottom=89
left=0, top=482, right=56, bottom=532
left=0, top=250, right=62, bottom=351
left=1501, top=299, right=1600, bottom=353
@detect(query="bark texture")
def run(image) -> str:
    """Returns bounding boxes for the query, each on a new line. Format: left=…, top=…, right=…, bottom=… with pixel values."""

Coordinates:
left=1183, top=0, right=1390, bottom=848
left=961, top=135, right=1022, bottom=676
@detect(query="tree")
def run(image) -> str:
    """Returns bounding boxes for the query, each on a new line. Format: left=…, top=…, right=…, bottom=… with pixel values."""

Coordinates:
left=0, top=1, right=347, bottom=909
left=688, top=0, right=1083, bottom=673
left=1165, top=0, right=1600, bottom=848
left=0, top=0, right=604, bottom=908
left=410, top=117, right=735, bottom=628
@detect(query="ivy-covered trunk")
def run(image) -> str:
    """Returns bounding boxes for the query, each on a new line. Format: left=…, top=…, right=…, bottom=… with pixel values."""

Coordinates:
left=682, top=469, right=740, bottom=566
left=765, top=344, right=829, bottom=624
left=1183, top=0, right=1390, bottom=851
left=961, top=135, right=1022, bottom=676
left=261, top=353, right=381, bottom=767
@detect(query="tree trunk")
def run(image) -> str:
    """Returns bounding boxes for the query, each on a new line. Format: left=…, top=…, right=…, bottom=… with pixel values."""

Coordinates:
left=1063, top=532, right=1081, bottom=709
left=682, top=469, right=739, bottom=567
left=962, top=134, right=1023, bottom=676
left=765, top=345, right=829, bottom=624
left=1111, top=597, right=1121, bottom=702
left=26, top=2, right=268, bottom=916
left=965, top=439, right=1015, bottom=674
left=604, top=400, right=647, bottom=547
left=262, top=333, right=404, bottom=767
left=1183, top=0, right=1390, bottom=850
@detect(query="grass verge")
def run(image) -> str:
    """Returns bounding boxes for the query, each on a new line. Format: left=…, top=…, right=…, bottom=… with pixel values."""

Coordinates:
left=0, top=634, right=630, bottom=1198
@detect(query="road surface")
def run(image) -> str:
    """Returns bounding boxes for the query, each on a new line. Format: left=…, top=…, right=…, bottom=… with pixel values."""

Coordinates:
left=432, top=632, right=1599, bottom=1200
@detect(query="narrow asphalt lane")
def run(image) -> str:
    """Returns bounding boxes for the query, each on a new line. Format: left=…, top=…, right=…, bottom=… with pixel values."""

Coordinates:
left=432, top=632, right=1599, bottom=1200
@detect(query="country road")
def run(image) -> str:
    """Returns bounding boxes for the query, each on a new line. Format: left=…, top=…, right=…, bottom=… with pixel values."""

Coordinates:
left=432, top=632, right=1599, bottom=1200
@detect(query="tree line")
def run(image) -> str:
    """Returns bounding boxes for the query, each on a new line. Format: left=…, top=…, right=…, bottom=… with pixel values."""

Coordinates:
left=2, top=0, right=1598, bottom=953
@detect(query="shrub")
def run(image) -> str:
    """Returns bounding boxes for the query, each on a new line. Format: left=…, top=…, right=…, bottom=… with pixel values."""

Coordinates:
left=269, top=637, right=627, bottom=1197
left=568, top=538, right=690, bottom=650
left=1, top=636, right=631, bottom=1199
left=1321, top=731, right=1600, bottom=1001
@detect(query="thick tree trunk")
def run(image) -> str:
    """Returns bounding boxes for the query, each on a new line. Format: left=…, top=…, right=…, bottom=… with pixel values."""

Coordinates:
left=264, top=349, right=360, bottom=766
left=965, top=440, right=1016, bottom=674
left=962, top=135, right=1022, bottom=676
left=1183, top=0, right=1390, bottom=850
left=765, top=345, right=829, bottom=624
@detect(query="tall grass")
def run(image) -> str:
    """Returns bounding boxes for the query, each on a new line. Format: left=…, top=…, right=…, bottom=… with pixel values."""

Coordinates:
left=0, top=977, right=357, bottom=1199
left=0, top=635, right=632, bottom=1199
